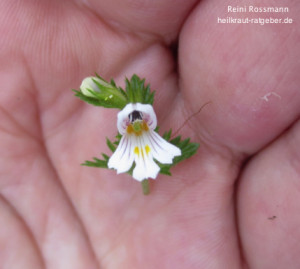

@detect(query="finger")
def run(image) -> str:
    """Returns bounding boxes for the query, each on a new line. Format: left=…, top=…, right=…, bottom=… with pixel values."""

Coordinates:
left=0, top=0, right=181, bottom=136
left=83, top=0, right=198, bottom=39
left=179, top=0, right=300, bottom=155
left=237, top=119, right=300, bottom=268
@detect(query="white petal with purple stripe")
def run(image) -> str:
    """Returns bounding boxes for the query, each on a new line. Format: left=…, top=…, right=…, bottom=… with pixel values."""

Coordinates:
left=108, top=103, right=181, bottom=181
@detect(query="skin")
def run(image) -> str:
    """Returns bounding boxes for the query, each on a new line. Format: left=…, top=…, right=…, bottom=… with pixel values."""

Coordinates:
left=0, top=0, right=299, bottom=268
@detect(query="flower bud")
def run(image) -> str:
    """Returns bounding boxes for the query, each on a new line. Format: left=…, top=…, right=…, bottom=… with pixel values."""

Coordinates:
left=80, top=76, right=112, bottom=97
left=78, top=76, right=128, bottom=109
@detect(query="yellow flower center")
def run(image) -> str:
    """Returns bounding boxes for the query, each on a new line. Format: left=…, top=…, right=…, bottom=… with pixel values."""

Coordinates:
left=127, top=120, right=149, bottom=136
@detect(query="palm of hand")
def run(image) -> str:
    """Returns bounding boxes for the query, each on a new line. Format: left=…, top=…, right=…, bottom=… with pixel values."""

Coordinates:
left=1, top=1, right=300, bottom=268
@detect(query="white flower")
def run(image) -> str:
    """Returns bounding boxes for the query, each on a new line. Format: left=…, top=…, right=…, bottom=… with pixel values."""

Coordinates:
left=108, top=103, right=181, bottom=181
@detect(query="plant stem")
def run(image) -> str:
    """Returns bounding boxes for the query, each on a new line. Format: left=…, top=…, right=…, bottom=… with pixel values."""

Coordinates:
left=141, top=179, right=150, bottom=195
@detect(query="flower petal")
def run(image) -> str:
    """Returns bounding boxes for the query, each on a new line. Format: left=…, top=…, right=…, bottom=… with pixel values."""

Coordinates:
left=146, top=130, right=181, bottom=164
left=117, top=104, right=134, bottom=134
left=108, top=135, right=134, bottom=173
left=134, top=103, right=157, bottom=130
left=117, top=103, right=157, bottom=134
left=132, top=135, right=160, bottom=181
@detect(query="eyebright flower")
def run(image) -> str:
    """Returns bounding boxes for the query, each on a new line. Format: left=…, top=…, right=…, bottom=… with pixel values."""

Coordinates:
left=108, top=103, right=181, bottom=181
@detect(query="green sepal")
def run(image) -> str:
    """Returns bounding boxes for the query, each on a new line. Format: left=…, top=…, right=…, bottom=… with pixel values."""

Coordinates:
left=91, top=76, right=128, bottom=109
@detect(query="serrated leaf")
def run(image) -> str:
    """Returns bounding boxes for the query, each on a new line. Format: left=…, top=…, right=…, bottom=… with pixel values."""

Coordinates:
left=106, top=137, right=116, bottom=152
left=82, top=157, right=108, bottom=168
left=73, top=90, right=108, bottom=107
left=154, top=129, right=199, bottom=175
left=179, top=138, right=191, bottom=148
left=125, top=74, right=155, bottom=104
left=170, top=135, right=181, bottom=145
left=157, top=165, right=172, bottom=176
left=162, top=129, right=172, bottom=141
left=110, top=78, right=117, bottom=87
left=101, top=153, right=109, bottom=161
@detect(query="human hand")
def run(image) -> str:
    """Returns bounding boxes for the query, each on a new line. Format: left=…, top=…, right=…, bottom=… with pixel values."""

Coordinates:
left=0, top=0, right=299, bottom=268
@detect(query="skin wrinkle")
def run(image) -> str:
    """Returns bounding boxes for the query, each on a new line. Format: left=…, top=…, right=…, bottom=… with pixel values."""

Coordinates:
left=286, top=120, right=300, bottom=175
left=21, top=55, right=44, bottom=140
left=1, top=140, right=99, bottom=268
left=37, top=119, right=102, bottom=269
left=184, top=99, right=248, bottom=164
left=0, top=193, right=46, bottom=269
left=237, top=120, right=300, bottom=268
left=0, top=106, right=37, bottom=140
left=157, top=81, right=181, bottom=130
left=80, top=0, right=179, bottom=43
left=0, top=60, right=40, bottom=142
left=81, top=7, right=152, bottom=76
left=151, top=185, right=189, bottom=216
left=41, top=199, right=102, bottom=269
left=40, top=145, right=102, bottom=268
left=233, top=173, right=247, bottom=268
left=0, top=55, right=101, bottom=269
left=74, top=2, right=172, bottom=80
left=112, top=42, right=175, bottom=85
left=101, top=185, right=190, bottom=267
left=98, top=188, right=144, bottom=265
left=42, top=99, right=87, bottom=140
left=101, top=212, right=139, bottom=266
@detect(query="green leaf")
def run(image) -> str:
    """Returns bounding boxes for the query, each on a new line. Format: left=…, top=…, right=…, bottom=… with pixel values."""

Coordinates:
left=73, top=90, right=111, bottom=107
left=155, top=129, right=200, bottom=176
left=101, top=153, right=109, bottom=161
left=82, top=132, right=123, bottom=169
left=82, top=157, right=108, bottom=168
left=106, top=137, right=116, bottom=152
left=125, top=74, right=155, bottom=104
left=162, top=129, right=172, bottom=141
left=110, top=78, right=117, bottom=87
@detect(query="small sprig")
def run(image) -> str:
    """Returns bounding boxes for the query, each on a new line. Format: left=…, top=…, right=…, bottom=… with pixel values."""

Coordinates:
left=75, top=74, right=200, bottom=194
